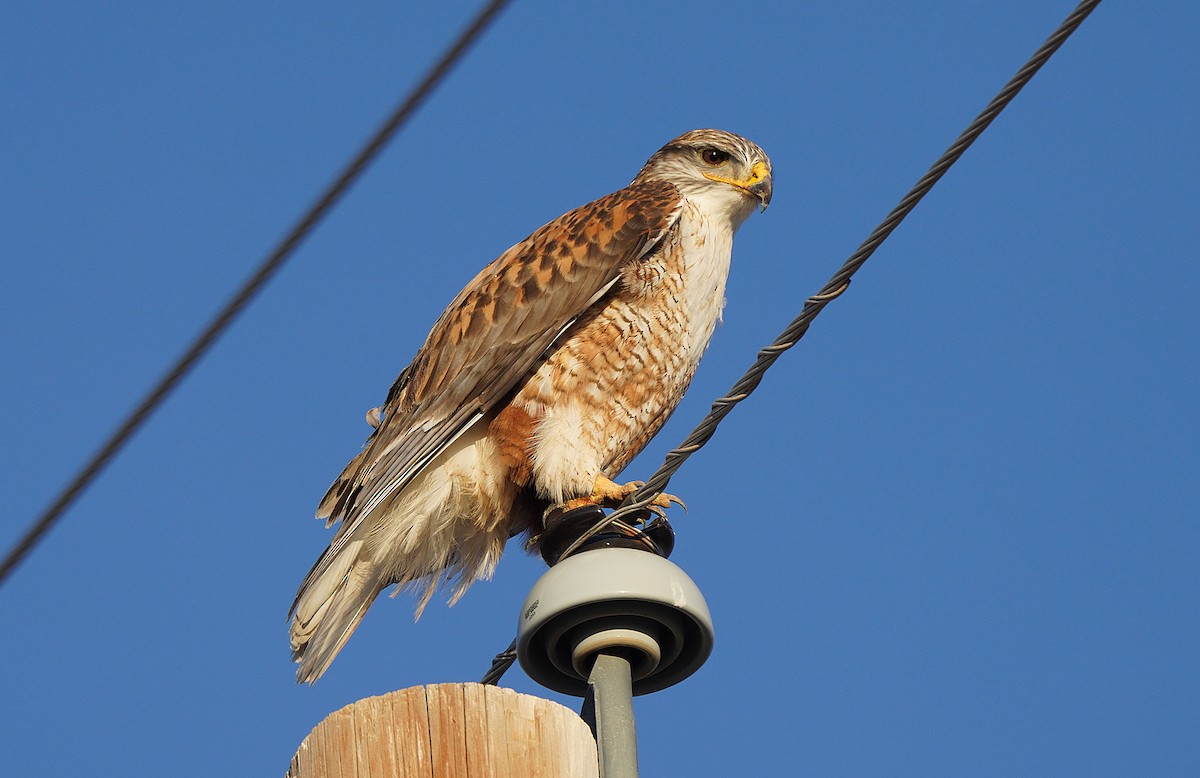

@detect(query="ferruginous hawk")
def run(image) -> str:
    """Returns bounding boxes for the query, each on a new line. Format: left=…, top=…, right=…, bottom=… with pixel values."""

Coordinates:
left=290, top=129, right=772, bottom=683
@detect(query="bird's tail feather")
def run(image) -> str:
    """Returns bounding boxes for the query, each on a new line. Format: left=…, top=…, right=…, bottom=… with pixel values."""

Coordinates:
left=289, top=538, right=384, bottom=684
left=289, top=448, right=511, bottom=683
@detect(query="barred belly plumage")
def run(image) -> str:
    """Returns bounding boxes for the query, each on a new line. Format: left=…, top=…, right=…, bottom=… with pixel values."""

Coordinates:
left=516, top=199, right=733, bottom=504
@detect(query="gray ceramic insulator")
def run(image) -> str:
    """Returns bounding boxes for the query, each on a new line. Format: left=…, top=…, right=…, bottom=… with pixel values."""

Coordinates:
left=517, top=547, right=715, bottom=696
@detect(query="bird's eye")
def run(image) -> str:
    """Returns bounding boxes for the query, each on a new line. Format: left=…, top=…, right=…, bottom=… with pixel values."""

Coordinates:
left=700, top=148, right=730, bottom=165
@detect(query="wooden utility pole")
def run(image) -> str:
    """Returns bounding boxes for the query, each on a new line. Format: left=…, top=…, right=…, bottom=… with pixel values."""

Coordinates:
left=288, top=682, right=598, bottom=778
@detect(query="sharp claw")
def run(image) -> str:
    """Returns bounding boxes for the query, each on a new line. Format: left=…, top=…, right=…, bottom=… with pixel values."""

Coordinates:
left=565, top=478, right=687, bottom=515
left=647, top=491, right=686, bottom=511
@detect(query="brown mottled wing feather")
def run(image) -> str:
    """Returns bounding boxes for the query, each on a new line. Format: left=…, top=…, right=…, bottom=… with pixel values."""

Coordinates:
left=315, top=179, right=682, bottom=544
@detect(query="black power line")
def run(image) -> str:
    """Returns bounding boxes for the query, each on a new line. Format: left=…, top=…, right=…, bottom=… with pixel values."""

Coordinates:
left=485, top=0, right=1103, bottom=683
left=572, top=0, right=1104, bottom=553
left=0, top=0, right=514, bottom=590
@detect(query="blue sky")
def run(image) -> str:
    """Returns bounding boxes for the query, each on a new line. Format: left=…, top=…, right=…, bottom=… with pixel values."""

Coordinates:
left=3, top=1, right=1197, bottom=775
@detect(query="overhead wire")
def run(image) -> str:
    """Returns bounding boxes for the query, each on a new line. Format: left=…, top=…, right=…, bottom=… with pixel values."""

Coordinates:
left=0, top=0, right=514, bottom=589
left=485, top=0, right=1103, bottom=683
left=560, top=0, right=1103, bottom=558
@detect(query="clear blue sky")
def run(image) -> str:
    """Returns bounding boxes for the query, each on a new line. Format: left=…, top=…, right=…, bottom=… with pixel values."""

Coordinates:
left=3, top=2, right=1197, bottom=775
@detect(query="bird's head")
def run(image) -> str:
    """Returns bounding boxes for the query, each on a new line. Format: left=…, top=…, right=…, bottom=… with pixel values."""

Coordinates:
left=633, top=128, right=772, bottom=226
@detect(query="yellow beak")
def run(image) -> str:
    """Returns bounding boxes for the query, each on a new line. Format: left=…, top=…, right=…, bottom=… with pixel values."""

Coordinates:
left=703, top=160, right=772, bottom=211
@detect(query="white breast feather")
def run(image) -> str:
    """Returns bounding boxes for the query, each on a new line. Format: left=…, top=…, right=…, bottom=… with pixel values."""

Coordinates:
left=675, top=197, right=738, bottom=361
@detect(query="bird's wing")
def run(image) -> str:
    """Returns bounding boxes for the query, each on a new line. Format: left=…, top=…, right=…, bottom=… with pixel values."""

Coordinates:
left=312, top=178, right=683, bottom=550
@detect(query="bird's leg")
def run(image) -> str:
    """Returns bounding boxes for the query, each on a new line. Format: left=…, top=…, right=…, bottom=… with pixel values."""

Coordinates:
left=561, top=474, right=685, bottom=512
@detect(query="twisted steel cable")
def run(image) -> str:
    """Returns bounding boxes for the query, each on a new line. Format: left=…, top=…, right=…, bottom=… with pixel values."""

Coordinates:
left=488, top=0, right=1103, bottom=681
left=481, top=639, right=519, bottom=686
left=0, top=0, right=514, bottom=589
left=560, top=0, right=1103, bottom=559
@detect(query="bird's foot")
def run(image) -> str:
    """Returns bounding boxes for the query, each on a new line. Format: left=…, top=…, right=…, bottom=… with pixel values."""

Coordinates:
left=561, top=474, right=685, bottom=513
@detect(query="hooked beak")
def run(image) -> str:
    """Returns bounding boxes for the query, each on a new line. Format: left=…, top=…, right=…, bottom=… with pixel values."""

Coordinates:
left=704, top=159, right=773, bottom=211
left=747, top=160, right=772, bottom=211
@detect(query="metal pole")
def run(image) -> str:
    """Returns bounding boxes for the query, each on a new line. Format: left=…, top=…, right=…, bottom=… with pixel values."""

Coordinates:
left=585, top=652, right=639, bottom=778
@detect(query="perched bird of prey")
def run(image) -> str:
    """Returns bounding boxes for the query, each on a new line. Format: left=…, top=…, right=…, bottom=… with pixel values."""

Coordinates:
left=290, top=129, right=772, bottom=683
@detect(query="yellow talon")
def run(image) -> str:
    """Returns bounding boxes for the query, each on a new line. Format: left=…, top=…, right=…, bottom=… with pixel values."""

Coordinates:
left=561, top=475, right=684, bottom=513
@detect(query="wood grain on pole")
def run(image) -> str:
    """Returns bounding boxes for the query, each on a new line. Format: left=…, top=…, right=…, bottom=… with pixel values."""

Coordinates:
left=288, top=683, right=598, bottom=778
